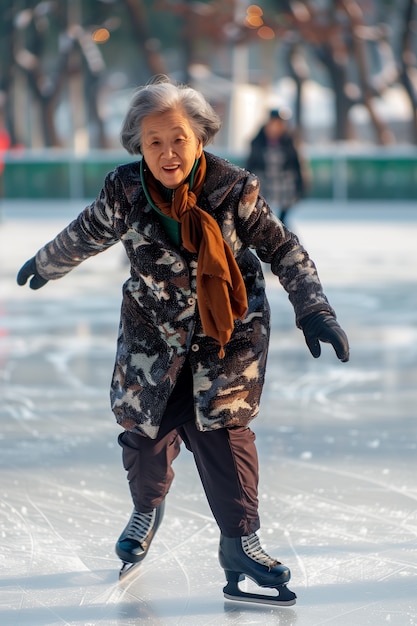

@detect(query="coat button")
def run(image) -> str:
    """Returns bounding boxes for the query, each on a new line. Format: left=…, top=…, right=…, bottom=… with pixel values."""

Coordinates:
left=187, top=297, right=195, bottom=306
left=191, top=344, right=199, bottom=352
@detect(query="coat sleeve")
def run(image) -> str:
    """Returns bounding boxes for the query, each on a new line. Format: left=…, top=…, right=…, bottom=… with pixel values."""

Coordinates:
left=35, top=171, right=120, bottom=280
left=236, top=173, right=335, bottom=325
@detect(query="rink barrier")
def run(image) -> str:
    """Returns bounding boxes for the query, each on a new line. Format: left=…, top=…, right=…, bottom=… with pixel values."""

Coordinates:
left=2, top=146, right=417, bottom=200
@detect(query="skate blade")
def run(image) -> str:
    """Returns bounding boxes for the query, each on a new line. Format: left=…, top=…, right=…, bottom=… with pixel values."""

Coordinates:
left=119, top=561, right=142, bottom=581
left=223, top=582, right=297, bottom=606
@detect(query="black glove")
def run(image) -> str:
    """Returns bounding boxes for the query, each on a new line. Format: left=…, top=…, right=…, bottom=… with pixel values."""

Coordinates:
left=300, top=312, right=349, bottom=362
left=16, top=257, right=48, bottom=290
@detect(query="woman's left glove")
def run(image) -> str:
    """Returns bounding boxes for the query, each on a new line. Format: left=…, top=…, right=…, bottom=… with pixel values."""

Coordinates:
left=17, top=257, right=48, bottom=290
left=300, top=312, right=349, bottom=362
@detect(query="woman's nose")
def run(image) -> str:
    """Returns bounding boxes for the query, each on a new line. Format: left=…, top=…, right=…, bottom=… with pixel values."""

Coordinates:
left=162, top=143, right=176, bottom=157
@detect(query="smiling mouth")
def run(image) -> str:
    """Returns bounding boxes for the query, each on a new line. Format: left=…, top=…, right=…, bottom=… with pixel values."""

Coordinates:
left=162, top=165, right=179, bottom=171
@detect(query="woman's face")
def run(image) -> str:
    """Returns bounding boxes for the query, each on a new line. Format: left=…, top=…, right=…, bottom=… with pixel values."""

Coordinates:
left=141, top=108, right=203, bottom=189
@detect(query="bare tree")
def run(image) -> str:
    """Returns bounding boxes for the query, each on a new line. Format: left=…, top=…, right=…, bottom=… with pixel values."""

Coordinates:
left=272, top=0, right=417, bottom=144
left=398, top=0, right=417, bottom=141
left=271, top=1, right=394, bottom=143
left=122, top=0, right=168, bottom=76
left=6, top=1, right=113, bottom=148
left=2, top=0, right=417, bottom=148
left=14, top=4, right=71, bottom=147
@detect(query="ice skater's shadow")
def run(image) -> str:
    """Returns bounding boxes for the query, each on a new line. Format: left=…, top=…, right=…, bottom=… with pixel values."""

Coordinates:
left=0, top=569, right=298, bottom=624
left=5, top=568, right=410, bottom=623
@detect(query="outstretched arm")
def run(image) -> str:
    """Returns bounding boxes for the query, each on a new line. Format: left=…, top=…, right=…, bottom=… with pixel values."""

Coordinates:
left=17, top=172, right=120, bottom=286
left=236, top=174, right=349, bottom=362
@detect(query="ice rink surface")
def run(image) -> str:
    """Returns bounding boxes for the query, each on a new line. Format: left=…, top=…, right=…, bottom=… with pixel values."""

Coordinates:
left=1, top=199, right=416, bottom=625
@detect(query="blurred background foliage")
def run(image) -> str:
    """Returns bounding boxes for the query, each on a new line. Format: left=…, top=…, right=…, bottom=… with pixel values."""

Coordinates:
left=1, top=0, right=417, bottom=153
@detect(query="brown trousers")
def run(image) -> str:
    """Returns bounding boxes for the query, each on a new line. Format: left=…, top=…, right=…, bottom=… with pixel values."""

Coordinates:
left=118, top=362, right=260, bottom=537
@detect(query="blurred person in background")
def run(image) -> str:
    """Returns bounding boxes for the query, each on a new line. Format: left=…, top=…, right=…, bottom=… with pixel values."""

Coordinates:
left=246, top=108, right=305, bottom=226
left=17, top=76, right=348, bottom=605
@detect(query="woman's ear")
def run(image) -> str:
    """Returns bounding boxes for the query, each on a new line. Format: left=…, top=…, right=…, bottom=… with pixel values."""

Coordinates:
left=196, top=140, right=203, bottom=158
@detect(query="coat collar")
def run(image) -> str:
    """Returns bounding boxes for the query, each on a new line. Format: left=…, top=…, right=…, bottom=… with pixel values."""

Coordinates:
left=120, top=151, right=246, bottom=238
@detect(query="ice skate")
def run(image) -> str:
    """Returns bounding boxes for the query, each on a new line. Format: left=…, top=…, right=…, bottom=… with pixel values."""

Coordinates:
left=219, top=532, right=297, bottom=606
left=116, top=501, right=165, bottom=579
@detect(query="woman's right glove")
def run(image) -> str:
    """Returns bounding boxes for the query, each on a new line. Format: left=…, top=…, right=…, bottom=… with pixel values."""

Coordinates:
left=17, top=257, right=48, bottom=290
left=300, top=311, right=349, bottom=362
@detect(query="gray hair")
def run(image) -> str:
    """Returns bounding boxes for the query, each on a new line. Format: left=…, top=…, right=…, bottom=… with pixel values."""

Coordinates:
left=120, top=76, right=222, bottom=155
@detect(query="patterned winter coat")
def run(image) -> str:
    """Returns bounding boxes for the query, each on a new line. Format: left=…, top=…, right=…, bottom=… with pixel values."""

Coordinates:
left=35, top=151, right=334, bottom=438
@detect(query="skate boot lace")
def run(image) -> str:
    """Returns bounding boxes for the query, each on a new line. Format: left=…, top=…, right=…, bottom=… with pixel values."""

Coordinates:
left=241, top=533, right=280, bottom=570
left=125, top=509, right=156, bottom=544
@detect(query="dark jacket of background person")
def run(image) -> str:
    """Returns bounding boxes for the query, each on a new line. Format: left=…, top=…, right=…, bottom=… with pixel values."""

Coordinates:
left=246, top=110, right=305, bottom=225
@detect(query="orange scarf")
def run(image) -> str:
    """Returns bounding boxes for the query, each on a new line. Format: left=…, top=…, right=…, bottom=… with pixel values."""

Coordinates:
left=142, top=153, right=248, bottom=357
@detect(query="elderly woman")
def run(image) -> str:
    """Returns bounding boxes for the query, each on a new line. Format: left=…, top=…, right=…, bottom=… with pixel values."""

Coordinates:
left=17, top=76, right=349, bottom=606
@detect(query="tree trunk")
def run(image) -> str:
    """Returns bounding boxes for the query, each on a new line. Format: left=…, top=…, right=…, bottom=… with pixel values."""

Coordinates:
left=123, top=0, right=168, bottom=76
left=285, top=43, right=306, bottom=141
left=398, top=0, right=417, bottom=143
left=341, top=0, right=394, bottom=144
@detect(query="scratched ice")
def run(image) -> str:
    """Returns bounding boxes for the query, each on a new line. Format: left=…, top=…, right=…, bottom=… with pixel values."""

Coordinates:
left=1, top=200, right=416, bottom=625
